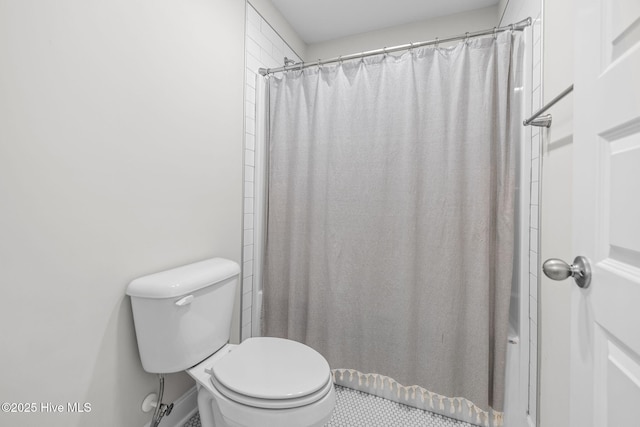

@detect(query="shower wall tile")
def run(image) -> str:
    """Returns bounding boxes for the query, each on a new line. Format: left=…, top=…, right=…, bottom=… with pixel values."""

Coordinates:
left=530, top=181, right=539, bottom=205
left=243, top=244, right=253, bottom=261
left=529, top=273, right=538, bottom=299
left=530, top=231, right=538, bottom=253
left=529, top=251, right=538, bottom=276
left=527, top=9, right=543, bottom=425
left=242, top=5, right=302, bottom=341
left=244, top=197, right=254, bottom=214
left=245, top=166, right=255, bottom=182
left=243, top=228, right=254, bottom=246
left=245, top=149, right=255, bottom=167
left=531, top=157, right=539, bottom=181
left=246, top=133, right=255, bottom=150
left=531, top=132, right=541, bottom=160
left=244, top=214, right=253, bottom=230
left=529, top=295, right=538, bottom=324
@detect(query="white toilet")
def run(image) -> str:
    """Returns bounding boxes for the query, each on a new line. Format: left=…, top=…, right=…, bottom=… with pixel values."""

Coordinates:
left=126, top=258, right=335, bottom=427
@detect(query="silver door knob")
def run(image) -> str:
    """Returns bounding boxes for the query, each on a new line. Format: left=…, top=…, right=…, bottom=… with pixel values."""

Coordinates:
left=542, top=256, right=592, bottom=288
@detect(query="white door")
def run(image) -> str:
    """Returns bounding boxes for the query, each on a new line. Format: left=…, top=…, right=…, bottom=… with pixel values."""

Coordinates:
left=570, top=0, right=640, bottom=425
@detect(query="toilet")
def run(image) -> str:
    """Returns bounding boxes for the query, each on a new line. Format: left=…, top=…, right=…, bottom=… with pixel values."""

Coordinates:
left=126, top=258, right=335, bottom=427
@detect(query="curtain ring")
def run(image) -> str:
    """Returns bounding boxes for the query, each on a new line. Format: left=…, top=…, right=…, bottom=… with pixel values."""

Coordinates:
left=338, top=55, right=343, bottom=65
left=464, top=32, right=470, bottom=44
left=493, top=27, right=498, bottom=39
left=509, top=24, right=514, bottom=32
left=383, top=47, right=387, bottom=57
left=317, top=59, right=321, bottom=69
left=434, top=37, right=439, bottom=49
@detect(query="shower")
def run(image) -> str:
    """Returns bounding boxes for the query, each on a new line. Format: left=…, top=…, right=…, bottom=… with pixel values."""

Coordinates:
left=246, top=16, right=529, bottom=427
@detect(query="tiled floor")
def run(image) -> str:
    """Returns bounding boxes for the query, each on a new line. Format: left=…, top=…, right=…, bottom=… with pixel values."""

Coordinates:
left=184, top=385, right=475, bottom=427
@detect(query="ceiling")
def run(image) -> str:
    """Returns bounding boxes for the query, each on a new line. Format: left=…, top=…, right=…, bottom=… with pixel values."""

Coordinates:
left=269, top=0, right=499, bottom=44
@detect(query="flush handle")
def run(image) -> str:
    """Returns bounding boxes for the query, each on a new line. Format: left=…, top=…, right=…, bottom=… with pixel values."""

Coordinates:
left=542, top=256, right=592, bottom=288
left=175, top=295, right=194, bottom=306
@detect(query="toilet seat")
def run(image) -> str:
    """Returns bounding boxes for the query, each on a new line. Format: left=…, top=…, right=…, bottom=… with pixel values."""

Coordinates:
left=206, top=337, right=332, bottom=409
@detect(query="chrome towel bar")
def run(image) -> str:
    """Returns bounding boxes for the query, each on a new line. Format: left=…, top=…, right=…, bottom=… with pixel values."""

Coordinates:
left=523, top=84, right=574, bottom=127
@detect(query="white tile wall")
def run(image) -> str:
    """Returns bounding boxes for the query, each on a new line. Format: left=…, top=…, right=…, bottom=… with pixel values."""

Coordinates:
left=242, top=5, right=302, bottom=341
left=528, top=9, right=543, bottom=425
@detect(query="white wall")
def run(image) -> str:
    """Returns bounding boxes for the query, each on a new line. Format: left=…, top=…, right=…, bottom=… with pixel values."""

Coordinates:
left=539, top=0, right=573, bottom=425
left=306, top=5, right=498, bottom=61
left=0, top=1, right=245, bottom=426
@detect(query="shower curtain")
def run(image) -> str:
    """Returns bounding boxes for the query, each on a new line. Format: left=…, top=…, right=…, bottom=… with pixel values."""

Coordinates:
left=263, top=31, right=522, bottom=426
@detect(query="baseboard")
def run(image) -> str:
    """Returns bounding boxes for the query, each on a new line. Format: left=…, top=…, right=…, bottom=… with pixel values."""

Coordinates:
left=143, top=386, right=198, bottom=427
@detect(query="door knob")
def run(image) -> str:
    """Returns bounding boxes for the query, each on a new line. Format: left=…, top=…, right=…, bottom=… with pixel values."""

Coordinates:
left=542, top=256, right=592, bottom=288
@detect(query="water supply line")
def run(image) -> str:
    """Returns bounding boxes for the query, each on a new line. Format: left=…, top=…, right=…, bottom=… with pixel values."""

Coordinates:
left=150, top=374, right=174, bottom=427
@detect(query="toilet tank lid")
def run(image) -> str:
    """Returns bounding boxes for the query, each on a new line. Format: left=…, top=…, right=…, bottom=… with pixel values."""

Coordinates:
left=126, top=258, right=240, bottom=299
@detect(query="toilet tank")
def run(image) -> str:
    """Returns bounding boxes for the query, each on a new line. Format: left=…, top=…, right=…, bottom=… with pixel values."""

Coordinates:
left=126, top=258, right=240, bottom=373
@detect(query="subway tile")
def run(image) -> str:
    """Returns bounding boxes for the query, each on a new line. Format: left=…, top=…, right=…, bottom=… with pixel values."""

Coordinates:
left=245, top=149, right=255, bottom=167
left=244, top=180, right=254, bottom=198
left=246, top=100, right=255, bottom=120
left=530, top=205, right=539, bottom=230
left=529, top=273, right=538, bottom=299
left=243, top=244, right=254, bottom=261
left=529, top=229, right=538, bottom=259
left=246, top=52, right=263, bottom=73
left=242, top=307, right=252, bottom=328
left=531, top=133, right=541, bottom=160
left=245, top=165, right=255, bottom=182
left=533, top=42, right=541, bottom=69
left=246, top=22, right=266, bottom=47
left=260, top=48, right=283, bottom=69
left=246, top=69, right=256, bottom=88
left=243, top=228, right=254, bottom=246
left=260, top=21, right=285, bottom=53
left=529, top=346, right=538, bottom=406
left=271, top=43, right=285, bottom=65
left=529, top=250, right=538, bottom=277
left=244, top=275, right=253, bottom=294
left=531, top=86, right=541, bottom=113
left=244, top=197, right=254, bottom=214
left=246, top=132, right=255, bottom=151
left=244, top=213, right=254, bottom=230
left=531, top=156, right=539, bottom=181
left=242, top=288, right=253, bottom=308
left=241, top=323, right=252, bottom=342
left=246, top=36, right=261, bottom=59
left=247, top=5, right=261, bottom=28
left=246, top=21, right=260, bottom=40
left=533, top=64, right=541, bottom=91
left=530, top=323, right=538, bottom=348
left=245, top=86, right=256, bottom=105
left=245, top=116, right=255, bottom=135
left=530, top=181, right=539, bottom=205
left=529, top=295, right=537, bottom=323
left=243, top=260, right=253, bottom=278
left=530, top=227, right=538, bottom=252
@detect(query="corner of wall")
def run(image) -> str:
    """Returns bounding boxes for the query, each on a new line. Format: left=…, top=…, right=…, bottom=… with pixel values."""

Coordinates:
left=247, top=0, right=307, bottom=60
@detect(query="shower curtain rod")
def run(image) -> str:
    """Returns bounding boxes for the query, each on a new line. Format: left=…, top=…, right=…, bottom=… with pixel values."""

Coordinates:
left=258, top=17, right=532, bottom=76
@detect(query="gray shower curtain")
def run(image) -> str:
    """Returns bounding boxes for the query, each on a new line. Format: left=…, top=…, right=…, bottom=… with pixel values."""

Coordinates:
left=263, top=31, right=522, bottom=420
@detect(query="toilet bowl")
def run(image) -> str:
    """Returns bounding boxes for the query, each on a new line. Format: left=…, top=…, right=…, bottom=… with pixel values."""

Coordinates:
left=126, top=258, right=336, bottom=427
left=188, top=338, right=335, bottom=427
